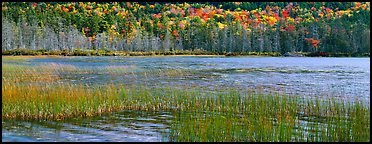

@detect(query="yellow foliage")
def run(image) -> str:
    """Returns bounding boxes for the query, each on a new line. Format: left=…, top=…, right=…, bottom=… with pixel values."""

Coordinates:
left=111, top=6, right=117, bottom=11
left=217, top=22, right=226, bottom=29
left=72, top=9, right=77, bottom=14
left=266, top=16, right=277, bottom=26
left=181, top=20, right=187, bottom=25
left=286, top=17, right=295, bottom=23
left=318, top=12, right=324, bottom=18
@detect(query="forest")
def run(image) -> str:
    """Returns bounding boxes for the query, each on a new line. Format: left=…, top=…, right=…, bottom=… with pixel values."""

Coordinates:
left=2, top=2, right=370, bottom=55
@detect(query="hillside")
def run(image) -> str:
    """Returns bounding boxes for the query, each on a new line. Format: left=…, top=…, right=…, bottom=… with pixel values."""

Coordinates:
left=2, top=2, right=370, bottom=55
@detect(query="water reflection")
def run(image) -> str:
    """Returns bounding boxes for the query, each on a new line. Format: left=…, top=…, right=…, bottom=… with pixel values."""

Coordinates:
left=2, top=111, right=173, bottom=142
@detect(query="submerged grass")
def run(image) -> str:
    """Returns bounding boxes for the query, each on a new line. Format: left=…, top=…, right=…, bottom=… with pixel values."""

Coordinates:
left=2, top=59, right=370, bottom=142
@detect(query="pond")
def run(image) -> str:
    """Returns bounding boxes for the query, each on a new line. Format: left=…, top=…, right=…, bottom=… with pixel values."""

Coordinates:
left=2, top=56, right=370, bottom=142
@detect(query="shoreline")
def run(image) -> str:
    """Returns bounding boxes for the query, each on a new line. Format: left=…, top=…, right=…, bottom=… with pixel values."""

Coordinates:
left=2, top=49, right=370, bottom=58
left=2, top=53, right=370, bottom=58
left=2, top=49, right=370, bottom=57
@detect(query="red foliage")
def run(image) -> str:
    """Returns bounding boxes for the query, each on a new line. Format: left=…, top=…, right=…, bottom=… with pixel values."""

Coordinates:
left=282, top=10, right=289, bottom=18
left=355, top=2, right=361, bottom=7
left=285, top=24, right=295, bottom=32
left=253, top=12, right=260, bottom=18
left=325, top=8, right=331, bottom=13
left=61, top=7, right=69, bottom=12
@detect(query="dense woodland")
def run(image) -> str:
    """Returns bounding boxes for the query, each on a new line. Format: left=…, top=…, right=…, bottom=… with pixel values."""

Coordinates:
left=2, top=2, right=370, bottom=55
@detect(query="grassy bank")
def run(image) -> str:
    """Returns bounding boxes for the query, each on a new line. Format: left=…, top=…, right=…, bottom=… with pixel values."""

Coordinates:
left=3, top=49, right=369, bottom=57
left=1, top=49, right=281, bottom=57
left=2, top=59, right=370, bottom=142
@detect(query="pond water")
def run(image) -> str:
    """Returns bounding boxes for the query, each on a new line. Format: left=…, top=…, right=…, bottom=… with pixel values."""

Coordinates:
left=2, top=56, right=370, bottom=142
left=2, top=111, right=172, bottom=142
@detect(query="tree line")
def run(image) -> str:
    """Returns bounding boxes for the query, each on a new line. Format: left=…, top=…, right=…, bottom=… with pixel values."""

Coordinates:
left=2, top=2, right=370, bottom=54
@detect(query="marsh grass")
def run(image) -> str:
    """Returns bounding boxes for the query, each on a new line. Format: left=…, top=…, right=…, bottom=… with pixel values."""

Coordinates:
left=2, top=59, right=370, bottom=142
left=168, top=94, right=370, bottom=142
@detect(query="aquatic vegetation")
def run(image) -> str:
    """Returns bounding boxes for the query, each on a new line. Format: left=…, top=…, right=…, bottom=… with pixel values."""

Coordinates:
left=2, top=58, right=370, bottom=142
left=202, top=68, right=361, bottom=74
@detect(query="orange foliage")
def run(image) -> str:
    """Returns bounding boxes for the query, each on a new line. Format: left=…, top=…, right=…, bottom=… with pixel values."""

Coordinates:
left=305, top=38, right=320, bottom=48
left=235, top=15, right=242, bottom=21
left=273, top=13, right=280, bottom=21
left=61, top=7, right=69, bottom=13
left=157, top=23, right=163, bottom=29
left=201, top=13, right=209, bottom=21
left=195, top=8, right=203, bottom=16
left=172, top=30, right=179, bottom=37
left=208, top=11, right=216, bottom=18
left=126, top=2, right=132, bottom=8
left=152, top=13, right=162, bottom=19
left=266, top=16, right=277, bottom=26
left=86, top=5, right=92, bottom=10
left=241, top=11, right=248, bottom=16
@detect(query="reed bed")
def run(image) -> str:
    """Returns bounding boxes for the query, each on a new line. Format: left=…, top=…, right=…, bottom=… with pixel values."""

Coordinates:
left=168, top=93, right=370, bottom=142
left=2, top=59, right=370, bottom=142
